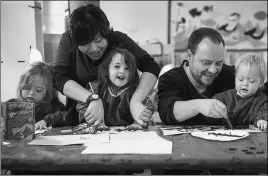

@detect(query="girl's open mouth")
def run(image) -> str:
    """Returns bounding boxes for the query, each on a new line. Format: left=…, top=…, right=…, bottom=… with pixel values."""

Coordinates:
left=116, top=75, right=125, bottom=80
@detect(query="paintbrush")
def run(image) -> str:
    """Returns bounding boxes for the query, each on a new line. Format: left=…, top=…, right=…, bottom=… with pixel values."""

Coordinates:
left=197, top=92, right=234, bottom=129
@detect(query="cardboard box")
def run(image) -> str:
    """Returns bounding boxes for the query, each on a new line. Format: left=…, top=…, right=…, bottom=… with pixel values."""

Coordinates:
left=2, top=101, right=35, bottom=140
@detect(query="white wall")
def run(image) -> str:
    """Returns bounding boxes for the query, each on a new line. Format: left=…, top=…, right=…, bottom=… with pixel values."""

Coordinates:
left=100, top=1, right=168, bottom=44
left=42, top=1, right=67, bottom=34
left=1, top=1, right=37, bottom=101
left=34, top=1, right=45, bottom=58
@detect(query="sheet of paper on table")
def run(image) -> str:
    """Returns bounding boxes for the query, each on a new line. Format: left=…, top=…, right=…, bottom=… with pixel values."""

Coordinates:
left=160, top=125, right=265, bottom=136
left=82, top=131, right=172, bottom=154
left=28, top=133, right=110, bottom=146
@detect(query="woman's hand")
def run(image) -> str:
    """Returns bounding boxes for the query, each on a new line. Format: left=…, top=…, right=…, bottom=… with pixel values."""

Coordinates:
left=84, top=99, right=104, bottom=126
left=130, top=99, right=153, bottom=128
left=35, top=120, right=47, bottom=130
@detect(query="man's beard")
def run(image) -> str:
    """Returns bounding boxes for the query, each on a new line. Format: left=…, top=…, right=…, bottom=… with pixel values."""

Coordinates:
left=191, top=70, right=217, bottom=86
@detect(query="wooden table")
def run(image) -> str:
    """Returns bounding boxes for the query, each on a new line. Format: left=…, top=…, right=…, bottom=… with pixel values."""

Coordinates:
left=1, top=126, right=267, bottom=174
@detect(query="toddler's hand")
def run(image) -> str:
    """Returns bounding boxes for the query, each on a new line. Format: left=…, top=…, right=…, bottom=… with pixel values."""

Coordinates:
left=257, top=120, right=267, bottom=131
left=35, top=120, right=47, bottom=130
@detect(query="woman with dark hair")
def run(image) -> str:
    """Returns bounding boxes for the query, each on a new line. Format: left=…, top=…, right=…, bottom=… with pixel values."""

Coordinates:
left=76, top=48, right=153, bottom=130
left=54, top=4, right=160, bottom=127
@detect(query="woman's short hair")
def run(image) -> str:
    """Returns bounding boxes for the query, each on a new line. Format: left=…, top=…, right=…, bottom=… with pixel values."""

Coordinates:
left=235, top=53, right=266, bottom=84
left=16, top=61, right=56, bottom=104
left=70, top=4, right=112, bottom=46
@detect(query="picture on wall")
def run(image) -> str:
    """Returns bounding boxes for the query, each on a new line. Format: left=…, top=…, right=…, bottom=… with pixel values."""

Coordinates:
left=170, top=1, right=267, bottom=51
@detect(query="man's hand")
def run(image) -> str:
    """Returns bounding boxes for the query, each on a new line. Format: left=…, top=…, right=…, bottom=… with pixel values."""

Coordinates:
left=130, top=99, right=153, bottom=127
left=199, top=99, right=227, bottom=119
left=35, top=120, right=47, bottom=130
left=257, top=120, right=267, bottom=131
left=84, top=99, right=104, bottom=126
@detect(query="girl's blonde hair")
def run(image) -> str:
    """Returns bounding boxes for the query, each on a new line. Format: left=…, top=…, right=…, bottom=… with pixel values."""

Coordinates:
left=235, top=53, right=266, bottom=84
left=16, top=61, right=56, bottom=104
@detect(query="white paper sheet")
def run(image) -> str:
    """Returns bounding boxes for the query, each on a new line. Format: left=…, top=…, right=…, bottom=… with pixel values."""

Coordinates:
left=82, top=139, right=172, bottom=154
left=110, top=131, right=164, bottom=141
left=28, top=134, right=110, bottom=146
left=82, top=131, right=173, bottom=154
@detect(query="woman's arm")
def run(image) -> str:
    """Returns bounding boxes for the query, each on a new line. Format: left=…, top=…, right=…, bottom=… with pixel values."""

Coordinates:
left=53, top=31, right=92, bottom=101
left=53, top=31, right=103, bottom=126
left=112, top=32, right=160, bottom=125
left=131, top=72, right=157, bottom=103
left=63, top=80, right=91, bottom=103
left=130, top=73, right=157, bottom=126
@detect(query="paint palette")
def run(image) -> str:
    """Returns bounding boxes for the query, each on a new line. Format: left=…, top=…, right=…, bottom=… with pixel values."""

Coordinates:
left=160, top=126, right=226, bottom=136
left=191, top=130, right=249, bottom=141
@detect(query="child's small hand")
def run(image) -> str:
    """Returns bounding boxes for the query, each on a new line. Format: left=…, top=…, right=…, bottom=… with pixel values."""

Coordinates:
left=257, top=120, right=267, bottom=131
left=35, top=120, right=47, bottom=130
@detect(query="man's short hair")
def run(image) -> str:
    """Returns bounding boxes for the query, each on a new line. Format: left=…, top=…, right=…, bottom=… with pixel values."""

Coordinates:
left=187, top=27, right=225, bottom=55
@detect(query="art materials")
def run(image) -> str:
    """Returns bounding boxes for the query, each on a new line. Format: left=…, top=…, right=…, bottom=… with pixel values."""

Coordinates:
left=197, top=91, right=233, bottom=129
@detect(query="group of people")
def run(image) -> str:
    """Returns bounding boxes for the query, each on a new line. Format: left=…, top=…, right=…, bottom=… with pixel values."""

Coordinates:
left=2, top=3, right=267, bottom=175
left=157, top=27, right=267, bottom=130
left=4, top=4, right=267, bottom=133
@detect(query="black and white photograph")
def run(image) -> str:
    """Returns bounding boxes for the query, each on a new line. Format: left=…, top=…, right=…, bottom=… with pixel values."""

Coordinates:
left=1, top=1, right=267, bottom=175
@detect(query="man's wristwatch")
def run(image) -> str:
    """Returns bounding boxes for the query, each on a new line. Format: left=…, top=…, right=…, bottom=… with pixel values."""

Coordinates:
left=86, top=93, right=100, bottom=104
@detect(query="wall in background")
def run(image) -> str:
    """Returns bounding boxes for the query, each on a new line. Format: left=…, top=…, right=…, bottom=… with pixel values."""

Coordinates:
left=171, top=1, right=267, bottom=82
left=42, top=1, right=66, bottom=62
left=1, top=1, right=37, bottom=101
left=42, top=1, right=99, bottom=63
left=42, top=1, right=67, bottom=34
left=171, top=1, right=267, bottom=50
left=100, top=1, right=168, bottom=44
left=34, top=1, right=44, bottom=59
left=69, top=1, right=99, bottom=14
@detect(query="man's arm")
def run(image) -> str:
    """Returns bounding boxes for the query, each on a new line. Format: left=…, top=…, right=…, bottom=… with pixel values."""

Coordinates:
left=157, top=69, right=186, bottom=125
left=173, top=95, right=228, bottom=123
left=173, top=100, right=202, bottom=122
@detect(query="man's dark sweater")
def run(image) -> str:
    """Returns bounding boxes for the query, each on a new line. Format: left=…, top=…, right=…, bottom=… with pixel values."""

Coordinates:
left=157, top=60, right=235, bottom=125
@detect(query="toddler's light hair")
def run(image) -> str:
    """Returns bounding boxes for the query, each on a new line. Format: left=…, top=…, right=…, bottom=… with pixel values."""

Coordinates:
left=16, top=61, right=56, bottom=104
left=235, top=53, right=266, bottom=84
